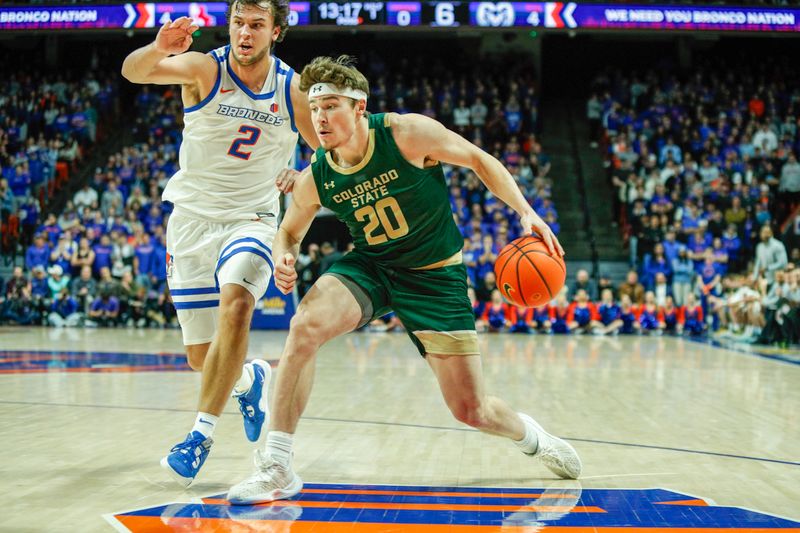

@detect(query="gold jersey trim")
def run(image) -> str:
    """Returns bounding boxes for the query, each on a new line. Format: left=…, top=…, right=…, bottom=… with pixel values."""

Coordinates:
left=325, top=129, right=376, bottom=175
left=411, top=251, right=463, bottom=270
left=412, top=330, right=479, bottom=356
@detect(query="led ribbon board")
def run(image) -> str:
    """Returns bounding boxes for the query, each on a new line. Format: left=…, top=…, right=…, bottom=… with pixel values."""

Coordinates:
left=1, top=1, right=797, bottom=31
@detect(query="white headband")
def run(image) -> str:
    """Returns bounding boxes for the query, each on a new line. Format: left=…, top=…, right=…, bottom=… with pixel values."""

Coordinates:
left=309, top=82, right=367, bottom=102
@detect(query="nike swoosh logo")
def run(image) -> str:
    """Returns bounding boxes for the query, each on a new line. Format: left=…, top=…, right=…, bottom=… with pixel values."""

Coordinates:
left=220, top=88, right=235, bottom=93
left=242, top=278, right=256, bottom=286
left=503, top=282, right=516, bottom=299
left=198, top=418, right=213, bottom=425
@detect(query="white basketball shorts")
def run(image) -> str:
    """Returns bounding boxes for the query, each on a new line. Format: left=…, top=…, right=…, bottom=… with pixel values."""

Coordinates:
left=166, top=209, right=276, bottom=345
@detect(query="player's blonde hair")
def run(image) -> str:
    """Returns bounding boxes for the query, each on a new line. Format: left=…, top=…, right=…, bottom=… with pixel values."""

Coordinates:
left=299, top=55, right=370, bottom=102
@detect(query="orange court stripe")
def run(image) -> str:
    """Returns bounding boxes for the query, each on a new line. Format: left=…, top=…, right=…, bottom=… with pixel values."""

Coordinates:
left=114, top=517, right=800, bottom=533
left=200, top=498, right=604, bottom=513
left=655, top=499, right=709, bottom=506
left=298, top=488, right=579, bottom=499
left=0, top=364, right=188, bottom=374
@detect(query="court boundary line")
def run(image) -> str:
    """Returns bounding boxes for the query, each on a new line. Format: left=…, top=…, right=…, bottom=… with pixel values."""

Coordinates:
left=1, top=399, right=797, bottom=467
left=684, top=336, right=800, bottom=366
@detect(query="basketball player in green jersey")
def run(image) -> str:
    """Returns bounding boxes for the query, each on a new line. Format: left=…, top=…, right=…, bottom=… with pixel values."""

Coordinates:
left=228, top=56, right=581, bottom=504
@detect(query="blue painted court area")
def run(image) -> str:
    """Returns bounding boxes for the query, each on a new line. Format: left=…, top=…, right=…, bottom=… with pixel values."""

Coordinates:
left=0, top=350, right=191, bottom=373
left=110, top=482, right=800, bottom=531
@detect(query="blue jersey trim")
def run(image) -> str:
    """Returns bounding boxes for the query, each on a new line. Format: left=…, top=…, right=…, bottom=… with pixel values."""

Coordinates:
left=173, top=300, right=220, bottom=310
left=225, top=51, right=277, bottom=100
left=274, top=56, right=290, bottom=76
left=214, top=241, right=274, bottom=294
left=184, top=54, right=221, bottom=114
left=218, top=237, right=272, bottom=262
left=285, top=67, right=297, bottom=133
left=170, top=287, right=220, bottom=297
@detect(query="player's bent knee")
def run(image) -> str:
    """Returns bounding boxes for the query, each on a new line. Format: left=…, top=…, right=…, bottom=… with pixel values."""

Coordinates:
left=289, top=310, right=328, bottom=346
left=220, top=294, right=255, bottom=327
left=186, top=343, right=210, bottom=371
left=450, top=401, right=487, bottom=429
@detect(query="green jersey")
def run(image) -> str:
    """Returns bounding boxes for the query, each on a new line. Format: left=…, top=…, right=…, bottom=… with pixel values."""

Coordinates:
left=311, top=113, right=463, bottom=268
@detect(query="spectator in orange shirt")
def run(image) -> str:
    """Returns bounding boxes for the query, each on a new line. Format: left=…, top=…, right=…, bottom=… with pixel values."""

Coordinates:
left=482, top=289, right=510, bottom=332
left=659, top=295, right=684, bottom=334
left=508, top=304, right=535, bottom=334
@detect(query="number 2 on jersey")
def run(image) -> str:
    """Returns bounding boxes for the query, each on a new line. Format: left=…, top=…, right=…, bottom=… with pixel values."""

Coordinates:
left=354, top=196, right=409, bottom=245
left=228, top=125, right=261, bottom=160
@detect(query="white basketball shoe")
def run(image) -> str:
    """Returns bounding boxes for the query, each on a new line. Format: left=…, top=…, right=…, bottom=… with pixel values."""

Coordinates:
left=519, top=413, right=582, bottom=479
left=227, top=450, right=303, bottom=505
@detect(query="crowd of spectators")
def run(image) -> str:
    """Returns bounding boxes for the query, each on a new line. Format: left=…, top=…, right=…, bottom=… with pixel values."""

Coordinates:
left=587, top=56, right=800, bottom=346
left=466, top=262, right=799, bottom=348
left=2, top=53, right=556, bottom=331
left=1, top=68, right=117, bottom=251
left=1, top=74, right=178, bottom=328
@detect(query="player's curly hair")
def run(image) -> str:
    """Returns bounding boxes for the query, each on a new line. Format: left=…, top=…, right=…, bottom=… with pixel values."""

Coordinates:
left=226, top=0, right=290, bottom=43
left=299, top=55, right=370, bottom=100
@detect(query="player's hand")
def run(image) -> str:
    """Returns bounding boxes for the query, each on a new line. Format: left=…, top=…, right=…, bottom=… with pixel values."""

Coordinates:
left=154, top=17, right=199, bottom=55
left=274, top=253, right=297, bottom=295
left=276, top=168, right=300, bottom=193
left=520, top=210, right=565, bottom=257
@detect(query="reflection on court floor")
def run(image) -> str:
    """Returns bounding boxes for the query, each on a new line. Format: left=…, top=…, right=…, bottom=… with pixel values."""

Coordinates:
left=108, top=482, right=800, bottom=531
left=0, top=349, right=192, bottom=373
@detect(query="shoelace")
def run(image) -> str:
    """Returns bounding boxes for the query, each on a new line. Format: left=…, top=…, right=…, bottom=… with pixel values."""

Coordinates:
left=536, top=442, right=565, bottom=467
left=237, top=396, right=256, bottom=420
left=254, top=449, right=276, bottom=471
left=170, top=436, right=206, bottom=454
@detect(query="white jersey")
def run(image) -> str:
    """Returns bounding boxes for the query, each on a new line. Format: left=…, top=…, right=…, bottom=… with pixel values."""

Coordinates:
left=163, top=45, right=298, bottom=221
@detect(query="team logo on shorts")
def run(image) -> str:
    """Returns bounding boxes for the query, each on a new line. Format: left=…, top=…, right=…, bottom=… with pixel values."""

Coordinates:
left=106, top=483, right=800, bottom=531
left=166, top=252, right=174, bottom=279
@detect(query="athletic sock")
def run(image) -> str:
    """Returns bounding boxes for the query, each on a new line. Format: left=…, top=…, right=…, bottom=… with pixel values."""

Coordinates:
left=192, top=412, right=219, bottom=439
left=266, top=431, right=294, bottom=468
left=513, top=414, right=539, bottom=455
left=232, top=364, right=255, bottom=396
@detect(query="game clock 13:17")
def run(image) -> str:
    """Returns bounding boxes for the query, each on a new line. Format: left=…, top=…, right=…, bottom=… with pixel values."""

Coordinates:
left=314, top=2, right=387, bottom=25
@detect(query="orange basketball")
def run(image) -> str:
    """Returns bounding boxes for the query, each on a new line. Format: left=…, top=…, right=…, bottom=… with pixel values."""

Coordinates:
left=494, top=235, right=566, bottom=307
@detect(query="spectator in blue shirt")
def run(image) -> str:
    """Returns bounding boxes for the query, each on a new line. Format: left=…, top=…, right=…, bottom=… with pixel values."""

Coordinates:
left=25, top=234, right=50, bottom=271
left=133, top=232, right=157, bottom=288
left=9, top=164, right=31, bottom=197
left=48, top=288, right=82, bottom=327
left=87, top=291, right=120, bottom=328
left=661, top=229, right=681, bottom=265
left=722, top=224, right=742, bottom=270
left=659, top=137, right=682, bottom=165
left=92, top=234, right=114, bottom=276
left=671, top=247, right=694, bottom=306
left=152, top=233, right=168, bottom=292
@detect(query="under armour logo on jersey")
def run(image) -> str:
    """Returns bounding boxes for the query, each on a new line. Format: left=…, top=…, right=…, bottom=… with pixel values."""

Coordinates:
left=324, top=181, right=335, bottom=190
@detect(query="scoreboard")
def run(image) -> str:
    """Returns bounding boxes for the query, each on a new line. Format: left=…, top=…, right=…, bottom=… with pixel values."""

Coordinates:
left=1, top=1, right=798, bottom=32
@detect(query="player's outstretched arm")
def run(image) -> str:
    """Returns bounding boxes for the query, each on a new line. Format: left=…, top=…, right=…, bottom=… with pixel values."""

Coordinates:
left=391, top=113, right=564, bottom=257
left=121, top=16, right=214, bottom=86
left=273, top=167, right=322, bottom=294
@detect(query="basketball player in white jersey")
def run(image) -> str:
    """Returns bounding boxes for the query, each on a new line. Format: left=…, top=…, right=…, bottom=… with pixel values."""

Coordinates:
left=121, top=0, right=318, bottom=487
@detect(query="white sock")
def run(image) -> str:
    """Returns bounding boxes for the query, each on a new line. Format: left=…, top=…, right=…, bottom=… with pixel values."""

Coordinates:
left=513, top=414, right=539, bottom=454
left=232, top=364, right=255, bottom=396
left=266, top=431, right=294, bottom=468
left=191, top=412, right=219, bottom=439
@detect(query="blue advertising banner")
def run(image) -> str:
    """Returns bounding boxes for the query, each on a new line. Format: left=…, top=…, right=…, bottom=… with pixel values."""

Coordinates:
left=2, top=1, right=798, bottom=32
left=250, top=282, right=297, bottom=330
